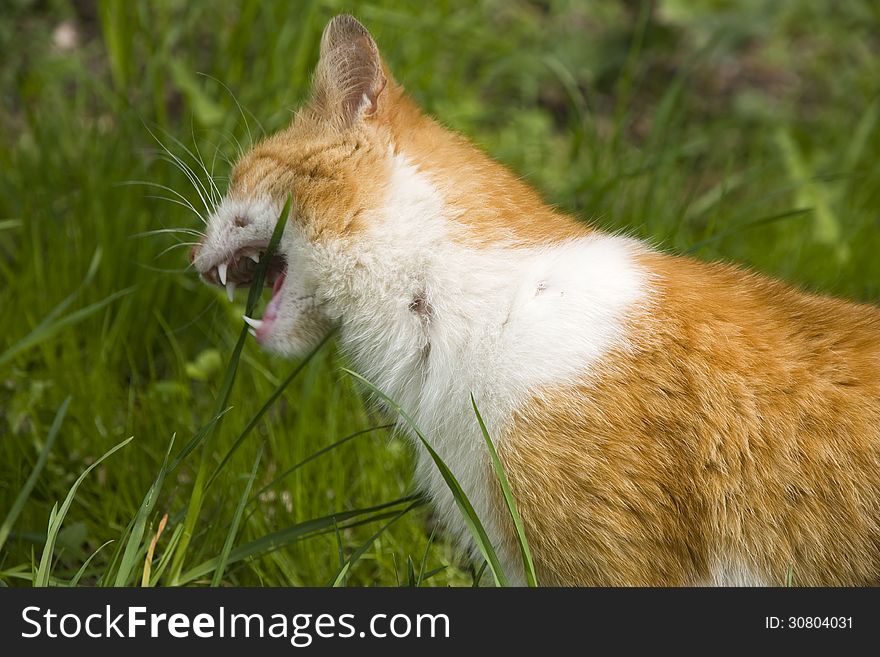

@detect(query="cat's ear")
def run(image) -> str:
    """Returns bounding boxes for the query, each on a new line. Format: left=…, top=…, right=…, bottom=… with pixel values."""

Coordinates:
left=312, top=15, right=387, bottom=123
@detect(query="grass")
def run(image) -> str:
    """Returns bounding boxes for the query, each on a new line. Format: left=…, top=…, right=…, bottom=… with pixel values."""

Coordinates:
left=1, top=0, right=879, bottom=586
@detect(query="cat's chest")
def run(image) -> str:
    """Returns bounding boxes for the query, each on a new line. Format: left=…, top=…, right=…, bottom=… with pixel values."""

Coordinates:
left=322, top=233, right=649, bottom=577
left=330, top=233, right=649, bottom=425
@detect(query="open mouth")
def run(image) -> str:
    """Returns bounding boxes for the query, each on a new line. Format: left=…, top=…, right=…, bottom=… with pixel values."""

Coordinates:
left=203, top=241, right=287, bottom=341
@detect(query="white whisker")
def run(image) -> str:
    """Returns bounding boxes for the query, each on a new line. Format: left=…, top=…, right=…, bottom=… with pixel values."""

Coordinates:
left=156, top=151, right=214, bottom=218
left=118, top=180, right=206, bottom=224
left=132, top=227, right=206, bottom=239
left=190, top=117, right=223, bottom=207
left=197, top=72, right=263, bottom=145
left=160, top=121, right=222, bottom=210
left=145, top=124, right=215, bottom=218
left=144, top=194, right=208, bottom=222
left=155, top=241, right=200, bottom=260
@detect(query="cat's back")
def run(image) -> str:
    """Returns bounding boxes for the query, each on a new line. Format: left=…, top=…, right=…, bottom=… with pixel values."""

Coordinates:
left=496, top=247, right=880, bottom=586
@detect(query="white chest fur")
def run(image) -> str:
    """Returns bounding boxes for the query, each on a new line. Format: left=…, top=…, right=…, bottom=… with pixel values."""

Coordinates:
left=311, top=155, right=649, bottom=582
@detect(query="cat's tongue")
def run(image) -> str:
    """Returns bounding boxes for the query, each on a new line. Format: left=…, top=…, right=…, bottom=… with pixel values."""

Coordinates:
left=244, top=270, right=286, bottom=341
left=273, top=272, right=285, bottom=295
left=263, top=272, right=286, bottom=324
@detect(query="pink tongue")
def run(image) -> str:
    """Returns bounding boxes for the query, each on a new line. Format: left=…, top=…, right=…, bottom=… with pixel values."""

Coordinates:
left=263, top=272, right=286, bottom=322
left=272, top=272, right=286, bottom=296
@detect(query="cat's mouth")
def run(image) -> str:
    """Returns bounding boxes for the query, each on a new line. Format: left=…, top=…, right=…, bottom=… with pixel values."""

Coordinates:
left=243, top=271, right=287, bottom=341
left=202, top=240, right=288, bottom=340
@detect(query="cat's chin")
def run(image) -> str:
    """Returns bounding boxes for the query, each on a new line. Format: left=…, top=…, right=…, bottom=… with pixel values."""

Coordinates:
left=256, top=315, right=333, bottom=359
left=243, top=261, right=333, bottom=357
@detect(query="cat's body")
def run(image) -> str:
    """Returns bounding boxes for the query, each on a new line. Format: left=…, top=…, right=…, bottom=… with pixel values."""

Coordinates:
left=191, top=16, right=880, bottom=585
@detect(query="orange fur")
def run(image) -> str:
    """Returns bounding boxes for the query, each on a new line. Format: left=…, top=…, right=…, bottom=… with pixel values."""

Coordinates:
left=379, top=81, right=587, bottom=245
left=228, top=118, right=390, bottom=242
left=499, top=254, right=880, bottom=585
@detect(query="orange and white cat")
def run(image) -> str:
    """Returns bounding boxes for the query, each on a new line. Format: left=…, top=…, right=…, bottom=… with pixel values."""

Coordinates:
left=190, top=15, right=880, bottom=586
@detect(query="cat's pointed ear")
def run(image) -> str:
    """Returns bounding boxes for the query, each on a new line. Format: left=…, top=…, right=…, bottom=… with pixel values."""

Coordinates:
left=312, top=15, right=387, bottom=123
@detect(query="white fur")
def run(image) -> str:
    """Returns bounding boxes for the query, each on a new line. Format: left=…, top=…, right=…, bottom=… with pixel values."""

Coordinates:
left=195, top=195, right=280, bottom=262
left=193, top=195, right=330, bottom=354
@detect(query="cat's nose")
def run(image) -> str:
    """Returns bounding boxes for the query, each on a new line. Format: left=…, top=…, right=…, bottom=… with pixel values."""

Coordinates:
left=189, top=243, right=201, bottom=264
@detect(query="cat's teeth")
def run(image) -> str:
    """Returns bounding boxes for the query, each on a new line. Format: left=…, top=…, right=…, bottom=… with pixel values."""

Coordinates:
left=248, top=253, right=260, bottom=264
left=248, top=328, right=257, bottom=337
left=226, top=280, right=236, bottom=302
left=242, top=315, right=263, bottom=331
left=218, top=262, right=228, bottom=286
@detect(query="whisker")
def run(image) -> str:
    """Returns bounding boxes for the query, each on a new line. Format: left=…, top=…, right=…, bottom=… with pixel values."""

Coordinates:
left=155, top=151, right=214, bottom=219
left=144, top=194, right=209, bottom=222
left=117, top=180, right=206, bottom=224
left=210, top=125, right=248, bottom=163
left=203, top=137, right=237, bottom=172
left=158, top=120, right=223, bottom=210
left=228, top=130, right=246, bottom=162
left=143, top=146, right=229, bottom=189
left=144, top=123, right=215, bottom=218
left=205, top=139, right=228, bottom=195
left=163, top=297, right=220, bottom=335
left=135, top=262, right=197, bottom=274
left=131, top=227, right=206, bottom=239
left=155, top=241, right=200, bottom=260
left=190, top=116, right=223, bottom=206
left=197, top=72, right=264, bottom=145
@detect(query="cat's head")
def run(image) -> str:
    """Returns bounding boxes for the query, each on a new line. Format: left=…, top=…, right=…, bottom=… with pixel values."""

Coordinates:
left=190, top=15, right=403, bottom=356
left=190, top=14, right=572, bottom=356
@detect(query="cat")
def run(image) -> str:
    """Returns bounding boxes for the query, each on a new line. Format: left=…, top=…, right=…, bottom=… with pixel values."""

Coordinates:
left=189, top=15, right=880, bottom=586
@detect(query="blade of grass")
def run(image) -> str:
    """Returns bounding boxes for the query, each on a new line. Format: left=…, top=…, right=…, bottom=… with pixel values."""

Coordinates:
left=69, top=540, right=115, bottom=587
left=177, top=494, right=420, bottom=585
left=334, top=521, right=345, bottom=572
left=245, top=195, right=291, bottom=314
left=317, top=502, right=427, bottom=539
left=97, top=0, right=133, bottom=91
left=141, top=513, right=168, bottom=587
left=406, top=556, right=416, bottom=587
left=206, top=329, right=337, bottom=490
left=34, top=437, right=133, bottom=587
left=419, top=565, right=447, bottom=584
left=471, top=394, right=537, bottom=587
left=211, top=446, right=263, bottom=587
left=0, top=396, right=70, bottom=553
left=0, top=218, right=22, bottom=233
left=685, top=207, right=814, bottom=254
left=248, top=424, right=394, bottom=504
left=113, top=434, right=175, bottom=586
left=0, top=280, right=134, bottom=372
left=148, top=522, right=183, bottom=586
left=4, top=289, right=134, bottom=368
left=26, top=248, right=102, bottom=336
left=98, top=512, right=136, bottom=587
left=167, top=407, right=233, bottom=472
left=416, top=527, right=436, bottom=586
left=330, top=500, right=420, bottom=587
left=167, top=196, right=289, bottom=585
left=472, top=561, right=487, bottom=588
left=343, top=368, right=509, bottom=587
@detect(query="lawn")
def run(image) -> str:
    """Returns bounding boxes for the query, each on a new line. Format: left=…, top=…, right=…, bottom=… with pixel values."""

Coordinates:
left=1, top=0, right=878, bottom=586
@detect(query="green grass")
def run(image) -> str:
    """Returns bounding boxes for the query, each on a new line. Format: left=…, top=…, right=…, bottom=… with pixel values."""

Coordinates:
left=1, top=0, right=879, bottom=586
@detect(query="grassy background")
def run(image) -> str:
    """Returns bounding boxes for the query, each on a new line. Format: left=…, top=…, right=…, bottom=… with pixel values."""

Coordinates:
left=1, top=0, right=879, bottom=586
